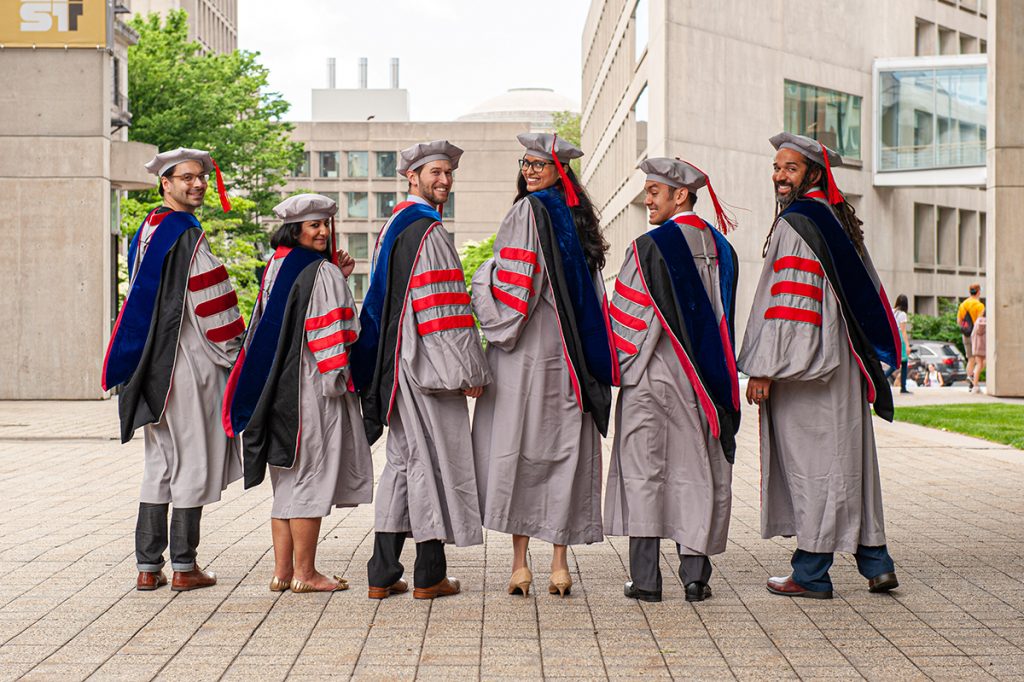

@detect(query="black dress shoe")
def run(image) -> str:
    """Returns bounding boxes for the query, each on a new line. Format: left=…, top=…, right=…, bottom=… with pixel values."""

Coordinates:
left=868, top=571, right=899, bottom=593
left=624, top=581, right=662, bottom=602
left=685, top=581, right=712, bottom=602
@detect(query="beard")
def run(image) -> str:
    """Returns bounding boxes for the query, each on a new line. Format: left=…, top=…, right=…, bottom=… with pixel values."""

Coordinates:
left=775, top=183, right=796, bottom=209
left=422, top=185, right=449, bottom=206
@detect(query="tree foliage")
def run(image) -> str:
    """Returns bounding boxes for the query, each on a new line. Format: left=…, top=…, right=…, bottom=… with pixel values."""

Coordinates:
left=552, top=110, right=582, bottom=174
left=909, top=297, right=965, bottom=354
left=458, top=235, right=497, bottom=292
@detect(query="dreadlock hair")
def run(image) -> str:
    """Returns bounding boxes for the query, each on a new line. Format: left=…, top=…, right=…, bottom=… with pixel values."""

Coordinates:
left=515, top=166, right=608, bottom=272
left=763, top=159, right=867, bottom=258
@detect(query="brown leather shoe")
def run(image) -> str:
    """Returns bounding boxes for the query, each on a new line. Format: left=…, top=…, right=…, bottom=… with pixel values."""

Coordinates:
left=367, top=577, right=409, bottom=600
left=413, top=576, right=460, bottom=600
left=868, top=571, right=899, bottom=593
left=171, top=567, right=217, bottom=592
left=766, top=575, right=833, bottom=599
left=136, top=570, right=168, bottom=591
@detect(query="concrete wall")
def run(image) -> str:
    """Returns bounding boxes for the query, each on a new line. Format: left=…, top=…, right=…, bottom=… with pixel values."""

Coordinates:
left=583, top=0, right=989, bottom=350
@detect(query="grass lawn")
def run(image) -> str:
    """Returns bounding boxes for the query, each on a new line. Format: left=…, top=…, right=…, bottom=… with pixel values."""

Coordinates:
left=892, top=403, right=1024, bottom=450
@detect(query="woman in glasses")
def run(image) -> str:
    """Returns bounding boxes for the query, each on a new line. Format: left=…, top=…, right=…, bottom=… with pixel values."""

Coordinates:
left=471, top=133, right=616, bottom=598
left=223, top=194, right=373, bottom=593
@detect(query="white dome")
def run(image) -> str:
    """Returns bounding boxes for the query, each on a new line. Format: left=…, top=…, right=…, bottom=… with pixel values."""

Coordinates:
left=458, top=88, right=579, bottom=126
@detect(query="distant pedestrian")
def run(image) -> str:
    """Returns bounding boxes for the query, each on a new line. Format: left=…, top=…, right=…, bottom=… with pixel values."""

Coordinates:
left=925, top=364, right=944, bottom=387
left=970, top=314, right=987, bottom=392
left=957, top=284, right=985, bottom=389
left=222, top=194, right=373, bottom=593
left=102, top=148, right=244, bottom=593
left=888, top=294, right=911, bottom=394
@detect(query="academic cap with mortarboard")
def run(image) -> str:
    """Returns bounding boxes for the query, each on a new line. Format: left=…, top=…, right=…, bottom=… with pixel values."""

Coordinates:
left=516, top=132, right=584, bottom=208
left=144, top=147, right=232, bottom=212
left=769, top=132, right=844, bottom=206
left=397, top=140, right=465, bottom=174
left=639, top=156, right=736, bottom=233
left=272, top=193, right=339, bottom=264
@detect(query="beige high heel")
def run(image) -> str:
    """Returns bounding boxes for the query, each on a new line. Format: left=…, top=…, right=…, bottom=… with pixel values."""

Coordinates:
left=507, top=567, right=533, bottom=596
left=290, top=575, right=349, bottom=593
left=269, top=576, right=290, bottom=592
left=548, top=569, right=572, bottom=597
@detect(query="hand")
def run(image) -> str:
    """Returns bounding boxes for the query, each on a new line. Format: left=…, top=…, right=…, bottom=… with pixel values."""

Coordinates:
left=337, top=250, right=356, bottom=277
left=746, top=377, right=772, bottom=405
left=462, top=385, right=484, bottom=398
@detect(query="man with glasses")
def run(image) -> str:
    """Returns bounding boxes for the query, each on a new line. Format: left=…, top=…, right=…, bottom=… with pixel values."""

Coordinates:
left=103, top=147, right=244, bottom=592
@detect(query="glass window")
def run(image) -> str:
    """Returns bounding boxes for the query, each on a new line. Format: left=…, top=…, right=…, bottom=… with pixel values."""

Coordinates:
left=318, top=151, right=339, bottom=178
left=634, top=0, right=648, bottom=63
left=442, top=193, right=455, bottom=221
left=347, top=151, right=369, bottom=178
left=376, top=192, right=397, bottom=218
left=320, top=191, right=339, bottom=206
left=346, top=192, right=368, bottom=219
left=294, top=151, right=310, bottom=177
left=633, top=84, right=649, bottom=158
left=376, top=151, right=397, bottom=177
left=352, top=273, right=369, bottom=301
left=348, top=233, right=369, bottom=259
left=878, top=65, right=986, bottom=171
left=784, top=80, right=862, bottom=160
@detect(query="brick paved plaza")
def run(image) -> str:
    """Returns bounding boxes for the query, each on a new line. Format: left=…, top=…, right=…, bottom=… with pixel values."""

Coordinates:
left=1, top=398, right=1023, bottom=681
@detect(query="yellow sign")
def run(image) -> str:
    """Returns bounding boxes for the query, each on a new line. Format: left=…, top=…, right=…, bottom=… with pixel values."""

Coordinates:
left=0, top=0, right=107, bottom=48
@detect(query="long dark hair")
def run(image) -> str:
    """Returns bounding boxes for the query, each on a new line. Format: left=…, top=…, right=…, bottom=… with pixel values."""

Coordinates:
left=515, top=166, right=607, bottom=271
left=269, top=222, right=328, bottom=257
left=766, top=160, right=866, bottom=258
left=894, top=294, right=908, bottom=312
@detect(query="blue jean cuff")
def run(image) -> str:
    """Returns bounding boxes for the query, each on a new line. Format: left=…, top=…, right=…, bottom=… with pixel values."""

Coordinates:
left=137, top=561, right=165, bottom=572
left=171, top=562, right=196, bottom=572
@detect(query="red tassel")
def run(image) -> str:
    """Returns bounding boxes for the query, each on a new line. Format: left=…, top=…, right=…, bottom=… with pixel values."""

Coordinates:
left=211, top=158, right=232, bottom=213
left=683, top=159, right=736, bottom=235
left=819, top=142, right=843, bottom=206
left=550, top=134, right=579, bottom=208
left=329, top=216, right=338, bottom=265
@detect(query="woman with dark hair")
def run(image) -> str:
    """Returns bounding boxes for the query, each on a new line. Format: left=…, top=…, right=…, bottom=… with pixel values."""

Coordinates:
left=222, top=193, right=373, bottom=593
left=892, top=294, right=911, bottom=394
left=471, top=133, right=617, bottom=598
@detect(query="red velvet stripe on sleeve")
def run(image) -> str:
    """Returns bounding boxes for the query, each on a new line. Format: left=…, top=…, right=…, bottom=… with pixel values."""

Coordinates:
left=206, top=316, right=246, bottom=342
left=609, top=304, right=647, bottom=331
left=409, top=269, right=464, bottom=288
left=195, top=290, right=238, bottom=318
left=188, top=265, right=230, bottom=292
left=305, top=307, right=355, bottom=331
left=614, top=279, right=652, bottom=307
left=307, top=329, right=357, bottom=352
left=770, top=281, right=824, bottom=302
left=612, top=330, right=638, bottom=355
left=492, top=285, right=529, bottom=316
left=412, top=292, right=471, bottom=312
left=417, top=314, right=476, bottom=336
left=496, top=269, right=534, bottom=294
left=316, top=351, right=349, bottom=373
left=765, top=306, right=822, bottom=327
left=499, top=247, right=538, bottom=267
left=773, top=256, right=824, bottom=277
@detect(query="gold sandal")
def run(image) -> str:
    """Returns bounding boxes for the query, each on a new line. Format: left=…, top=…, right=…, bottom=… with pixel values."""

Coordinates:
left=290, top=575, right=349, bottom=593
left=269, top=576, right=290, bottom=592
left=548, top=569, right=572, bottom=597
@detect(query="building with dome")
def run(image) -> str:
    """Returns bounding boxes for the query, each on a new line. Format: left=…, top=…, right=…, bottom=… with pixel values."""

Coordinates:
left=282, top=63, right=579, bottom=302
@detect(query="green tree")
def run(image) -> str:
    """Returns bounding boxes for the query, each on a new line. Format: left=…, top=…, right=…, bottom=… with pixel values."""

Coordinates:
left=552, top=110, right=582, bottom=174
left=458, top=235, right=496, bottom=292
left=909, top=297, right=965, bottom=354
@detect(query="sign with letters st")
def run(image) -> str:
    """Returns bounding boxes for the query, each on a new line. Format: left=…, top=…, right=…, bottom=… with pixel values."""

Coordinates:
left=0, top=0, right=107, bottom=48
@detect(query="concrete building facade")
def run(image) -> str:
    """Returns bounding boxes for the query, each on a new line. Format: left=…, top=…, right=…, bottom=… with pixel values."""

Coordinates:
left=132, top=0, right=236, bottom=54
left=581, top=0, right=991, bottom=349
left=1, top=0, right=156, bottom=399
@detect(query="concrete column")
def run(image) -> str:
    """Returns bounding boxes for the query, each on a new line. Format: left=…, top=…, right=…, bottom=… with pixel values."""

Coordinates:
left=985, top=0, right=1024, bottom=397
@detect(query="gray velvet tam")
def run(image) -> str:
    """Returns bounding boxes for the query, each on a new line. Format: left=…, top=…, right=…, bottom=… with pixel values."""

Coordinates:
left=516, top=132, right=584, bottom=162
left=398, top=140, right=464, bottom=173
left=144, top=147, right=216, bottom=177
left=769, top=132, right=843, bottom=168
left=272, top=193, right=338, bottom=223
left=639, top=157, right=708, bottom=191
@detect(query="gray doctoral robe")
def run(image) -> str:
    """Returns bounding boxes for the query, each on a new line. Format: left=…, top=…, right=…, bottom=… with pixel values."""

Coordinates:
left=135, top=220, right=243, bottom=508
left=737, top=207, right=887, bottom=554
left=246, top=256, right=374, bottom=519
left=603, top=216, right=733, bottom=556
left=373, top=206, right=491, bottom=547
left=471, top=198, right=604, bottom=546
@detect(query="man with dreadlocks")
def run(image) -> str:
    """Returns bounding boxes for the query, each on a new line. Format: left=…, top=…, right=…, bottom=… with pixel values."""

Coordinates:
left=738, top=132, right=902, bottom=600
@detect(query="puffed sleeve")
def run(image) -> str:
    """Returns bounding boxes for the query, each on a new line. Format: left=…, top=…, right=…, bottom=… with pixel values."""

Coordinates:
left=607, top=244, right=658, bottom=385
left=304, top=262, right=360, bottom=397
left=185, top=239, right=245, bottom=368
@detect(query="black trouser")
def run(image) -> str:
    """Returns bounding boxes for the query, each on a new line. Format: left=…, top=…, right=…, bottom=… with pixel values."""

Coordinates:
left=629, top=536, right=712, bottom=593
left=135, top=503, right=202, bottom=573
left=367, top=532, right=446, bottom=589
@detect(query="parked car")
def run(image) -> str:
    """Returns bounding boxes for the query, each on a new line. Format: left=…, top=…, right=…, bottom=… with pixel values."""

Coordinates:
left=907, top=340, right=967, bottom=386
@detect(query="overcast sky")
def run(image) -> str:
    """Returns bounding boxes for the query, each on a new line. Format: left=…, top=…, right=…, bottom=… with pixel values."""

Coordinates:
left=238, top=1, right=590, bottom=122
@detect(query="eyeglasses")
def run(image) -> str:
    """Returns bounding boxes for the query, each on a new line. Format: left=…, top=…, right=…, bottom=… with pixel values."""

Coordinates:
left=518, top=158, right=555, bottom=173
left=169, top=173, right=209, bottom=184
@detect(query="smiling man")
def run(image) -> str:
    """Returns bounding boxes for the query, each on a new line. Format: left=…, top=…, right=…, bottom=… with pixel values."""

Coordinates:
left=604, top=157, right=740, bottom=603
left=102, top=147, right=244, bottom=592
left=351, top=140, right=490, bottom=601
left=738, top=132, right=902, bottom=600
